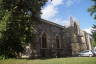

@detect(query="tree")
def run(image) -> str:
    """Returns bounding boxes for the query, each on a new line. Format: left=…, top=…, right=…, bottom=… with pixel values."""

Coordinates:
left=88, top=0, right=96, bottom=46
left=88, top=0, right=96, bottom=19
left=0, top=0, right=48, bottom=58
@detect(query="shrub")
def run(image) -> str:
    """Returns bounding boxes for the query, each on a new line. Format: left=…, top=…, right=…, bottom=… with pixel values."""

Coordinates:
left=0, top=55, right=8, bottom=60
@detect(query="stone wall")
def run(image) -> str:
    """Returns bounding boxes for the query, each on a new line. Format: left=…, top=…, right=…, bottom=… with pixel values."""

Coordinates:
left=21, top=19, right=92, bottom=58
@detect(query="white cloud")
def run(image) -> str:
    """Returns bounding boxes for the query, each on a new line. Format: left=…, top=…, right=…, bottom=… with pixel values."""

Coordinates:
left=52, top=18, right=67, bottom=24
left=41, top=0, right=64, bottom=20
left=41, top=5, right=58, bottom=20
left=65, top=0, right=81, bottom=7
left=51, top=18, right=70, bottom=27
left=66, top=0, right=74, bottom=7
left=52, top=0, right=64, bottom=6
left=83, top=28, right=92, bottom=34
left=63, top=20, right=70, bottom=27
left=41, top=0, right=81, bottom=25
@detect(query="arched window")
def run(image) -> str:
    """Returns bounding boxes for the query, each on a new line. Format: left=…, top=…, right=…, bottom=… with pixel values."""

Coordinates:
left=74, top=22, right=79, bottom=34
left=56, top=36, right=60, bottom=48
left=74, top=22, right=78, bottom=30
left=41, top=33, right=47, bottom=48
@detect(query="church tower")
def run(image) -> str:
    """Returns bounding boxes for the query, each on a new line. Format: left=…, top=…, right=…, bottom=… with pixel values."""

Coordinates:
left=69, top=16, right=80, bottom=35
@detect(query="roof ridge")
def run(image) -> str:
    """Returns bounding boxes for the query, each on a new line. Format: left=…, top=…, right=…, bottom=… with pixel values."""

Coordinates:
left=41, top=19, right=65, bottom=29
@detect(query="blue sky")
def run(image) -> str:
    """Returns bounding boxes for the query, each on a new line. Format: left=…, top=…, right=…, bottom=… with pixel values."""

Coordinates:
left=41, top=0, right=95, bottom=33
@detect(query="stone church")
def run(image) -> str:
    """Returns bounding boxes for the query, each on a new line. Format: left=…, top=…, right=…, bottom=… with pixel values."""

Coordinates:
left=21, top=17, right=92, bottom=58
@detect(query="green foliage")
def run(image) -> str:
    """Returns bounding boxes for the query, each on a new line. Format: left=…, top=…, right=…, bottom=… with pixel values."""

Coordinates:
left=88, top=0, right=96, bottom=19
left=91, top=25, right=96, bottom=46
left=0, top=0, right=48, bottom=58
left=89, top=0, right=96, bottom=47
left=0, top=55, right=8, bottom=60
left=0, top=57, right=96, bottom=64
left=92, top=41, right=96, bottom=47
left=2, top=0, right=47, bottom=18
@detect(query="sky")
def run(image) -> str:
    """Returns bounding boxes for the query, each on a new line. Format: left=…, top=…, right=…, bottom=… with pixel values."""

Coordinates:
left=41, top=0, right=95, bottom=33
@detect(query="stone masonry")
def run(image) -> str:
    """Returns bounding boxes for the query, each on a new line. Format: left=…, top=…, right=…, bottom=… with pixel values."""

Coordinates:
left=21, top=17, right=92, bottom=58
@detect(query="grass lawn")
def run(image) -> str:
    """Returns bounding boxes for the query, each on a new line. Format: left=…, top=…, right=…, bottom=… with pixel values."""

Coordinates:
left=0, top=57, right=96, bottom=64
